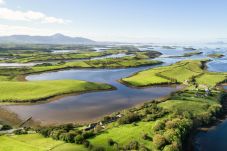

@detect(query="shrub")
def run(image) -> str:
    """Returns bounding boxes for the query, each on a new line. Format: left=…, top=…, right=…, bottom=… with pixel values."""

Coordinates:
left=59, top=123, right=75, bottom=132
left=14, top=129, right=27, bottom=135
left=153, top=120, right=165, bottom=131
left=74, top=134, right=84, bottom=144
left=83, top=140, right=90, bottom=148
left=94, top=125, right=103, bottom=133
left=118, top=113, right=140, bottom=124
left=39, top=127, right=53, bottom=137
left=163, top=144, right=180, bottom=151
left=103, top=116, right=111, bottom=122
left=59, top=132, right=76, bottom=143
left=1, top=124, right=12, bottom=130
left=165, top=120, right=178, bottom=129
left=163, top=129, right=178, bottom=143
left=153, top=134, right=167, bottom=149
left=142, top=133, right=149, bottom=140
left=82, top=131, right=95, bottom=139
left=50, top=130, right=66, bottom=140
left=107, top=138, right=115, bottom=146
left=124, top=140, right=140, bottom=150
left=139, top=145, right=149, bottom=151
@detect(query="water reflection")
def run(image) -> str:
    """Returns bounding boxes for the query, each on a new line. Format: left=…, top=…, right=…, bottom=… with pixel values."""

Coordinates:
left=3, top=66, right=180, bottom=124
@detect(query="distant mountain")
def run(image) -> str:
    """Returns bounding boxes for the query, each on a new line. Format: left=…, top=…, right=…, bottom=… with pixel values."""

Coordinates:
left=0, top=33, right=96, bottom=44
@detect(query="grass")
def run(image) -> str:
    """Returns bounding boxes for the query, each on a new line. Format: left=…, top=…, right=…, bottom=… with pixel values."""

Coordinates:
left=122, top=60, right=205, bottom=87
left=85, top=57, right=161, bottom=68
left=196, top=73, right=227, bottom=87
left=0, top=134, right=86, bottom=151
left=159, top=89, right=221, bottom=117
left=0, top=80, right=112, bottom=103
left=122, top=68, right=171, bottom=86
left=89, top=122, right=155, bottom=150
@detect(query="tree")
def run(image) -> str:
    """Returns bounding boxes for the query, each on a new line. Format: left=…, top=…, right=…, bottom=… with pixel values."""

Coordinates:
left=118, top=113, right=140, bottom=124
left=1, top=124, right=12, bottom=130
left=74, top=134, right=84, bottom=144
left=83, top=140, right=90, bottom=148
left=153, top=134, right=167, bottom=149
left=124, top=140, right=140, bottom=150
left=153, top=120, right=165, bottom=131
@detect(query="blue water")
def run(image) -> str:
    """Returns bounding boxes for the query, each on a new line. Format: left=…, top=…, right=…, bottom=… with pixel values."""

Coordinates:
left=194, top=120, right=227, bottom=151
left=224, top=85, right=227, bottom=90
left=1, top=46, right=226, bottom=126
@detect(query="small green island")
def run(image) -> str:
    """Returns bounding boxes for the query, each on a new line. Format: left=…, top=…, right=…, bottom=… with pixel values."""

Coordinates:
left=183, top=51, right=203, bottom=57
left=207, top=53, right=225, bottom=58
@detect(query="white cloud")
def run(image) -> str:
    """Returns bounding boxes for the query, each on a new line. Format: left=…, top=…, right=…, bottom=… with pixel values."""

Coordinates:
left=0, top=7, right=69, bottom=24
left=0, top=0, right=5, bottom=5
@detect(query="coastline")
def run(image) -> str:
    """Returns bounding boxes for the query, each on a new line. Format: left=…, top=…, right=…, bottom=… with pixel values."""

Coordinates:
left=184, top=87, right=227, bottom=151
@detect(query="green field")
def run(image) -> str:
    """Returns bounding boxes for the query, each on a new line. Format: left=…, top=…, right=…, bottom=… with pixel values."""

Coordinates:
left=122, top=59, right=227, bottom=88
left=89, top=122, right=155, bottom=150
left=159, top=90, right=220, bottom=116
left=0, top=134, right=86, bottom=151
left=0, top=80, right=112, bottom=103
left=122, top=60, right=205, bottom=87
left=196, top=73, right=227, bottom=87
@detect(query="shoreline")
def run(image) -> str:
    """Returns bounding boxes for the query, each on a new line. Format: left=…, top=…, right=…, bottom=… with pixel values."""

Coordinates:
left=185, top=114, right=227, bottom=151
left=11, top=61, right=163, bottom=82
left=184, top=87, right=227, bottom=151
left=0, top=83, right=184, bottom=126
left=0, top=85, right=117, bottom=105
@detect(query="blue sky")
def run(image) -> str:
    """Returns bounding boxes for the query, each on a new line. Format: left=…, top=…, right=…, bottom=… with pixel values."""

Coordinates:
left=0, top=0, right=227, bottom=42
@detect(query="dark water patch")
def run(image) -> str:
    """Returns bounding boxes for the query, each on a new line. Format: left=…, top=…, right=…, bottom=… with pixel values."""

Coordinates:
left=194, top=119, right=227, bottom=151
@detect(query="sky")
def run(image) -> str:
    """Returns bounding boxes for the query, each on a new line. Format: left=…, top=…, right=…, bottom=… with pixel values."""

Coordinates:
left=0, top=0, right=227, bottom=43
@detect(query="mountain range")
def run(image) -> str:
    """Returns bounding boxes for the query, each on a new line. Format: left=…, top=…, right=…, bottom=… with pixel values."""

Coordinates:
left=0, top=33, right=96, bottom=44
